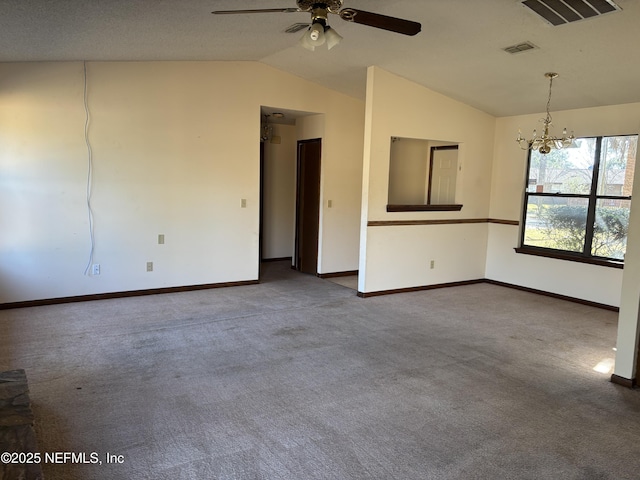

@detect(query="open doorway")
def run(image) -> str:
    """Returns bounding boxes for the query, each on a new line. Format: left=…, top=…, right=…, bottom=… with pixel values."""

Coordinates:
left=259, top=107, right=323, bottom=278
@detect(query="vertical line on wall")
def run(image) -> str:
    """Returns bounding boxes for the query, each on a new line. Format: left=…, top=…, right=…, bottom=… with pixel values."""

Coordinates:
left=82, top=61, right=95, bottom=276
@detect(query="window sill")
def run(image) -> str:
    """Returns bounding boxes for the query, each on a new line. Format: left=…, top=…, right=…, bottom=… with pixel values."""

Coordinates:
left=514, top=247, right=623, bottom=269
left=387, top=204, right=463, bottom=212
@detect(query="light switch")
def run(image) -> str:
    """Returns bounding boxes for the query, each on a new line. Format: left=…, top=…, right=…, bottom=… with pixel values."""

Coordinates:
left=241, top=199, right=247, bottom=208
left=158, top=234, right=165, bottom=245
left=328, top=200, right=333, bottom=208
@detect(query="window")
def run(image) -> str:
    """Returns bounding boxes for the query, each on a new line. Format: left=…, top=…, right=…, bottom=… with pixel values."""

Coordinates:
left=518, top=135, right=637, bottom=265
left=387, top=137, right=461, bottom=212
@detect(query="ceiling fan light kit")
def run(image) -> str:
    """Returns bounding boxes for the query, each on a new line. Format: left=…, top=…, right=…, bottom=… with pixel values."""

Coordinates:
left=212, top=0, right=421, bottom=50
left=298, top=5, right=345, bottom=51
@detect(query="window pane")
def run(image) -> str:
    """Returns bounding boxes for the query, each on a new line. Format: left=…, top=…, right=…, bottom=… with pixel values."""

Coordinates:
left=591, top=198, right=631, bottom=260
left=523, top=195, right=588, bottom=253
left=527, top=138, right=597, bottom=194
left=597, top=136, right=638, bottom=197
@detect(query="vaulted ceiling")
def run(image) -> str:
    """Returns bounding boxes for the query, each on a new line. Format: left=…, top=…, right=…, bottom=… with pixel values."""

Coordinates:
left=1, top=0, right=638, bottom=117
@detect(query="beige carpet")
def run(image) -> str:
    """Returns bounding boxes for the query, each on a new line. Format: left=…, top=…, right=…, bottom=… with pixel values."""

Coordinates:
left=1, top=261, right=639, bottom=479
left=324, top=275, right=358, bottom=290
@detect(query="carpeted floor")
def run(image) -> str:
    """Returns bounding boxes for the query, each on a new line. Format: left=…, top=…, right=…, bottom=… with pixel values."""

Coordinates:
left=325, top=275, right=358, bottom=290
left=1, top=261, right=640, bottom=479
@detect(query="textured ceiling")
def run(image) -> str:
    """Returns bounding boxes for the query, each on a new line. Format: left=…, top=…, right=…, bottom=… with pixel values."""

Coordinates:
left=1, top=0, right=639, bottom=117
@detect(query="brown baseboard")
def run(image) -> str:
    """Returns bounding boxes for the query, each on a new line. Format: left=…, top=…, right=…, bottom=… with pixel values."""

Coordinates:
left=0, top=280, right=259, bottom=310
left=484, top=279, right=619, bottom=312
left=357, top=279, right=484, bottom=298
left=611, top=374, right=635, bottom=388
left=355, top=278, right=619, bottom=311
left=317, top=270, right=358, bottom=279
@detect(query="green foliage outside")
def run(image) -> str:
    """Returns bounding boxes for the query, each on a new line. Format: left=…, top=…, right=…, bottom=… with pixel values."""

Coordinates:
left=592, top=206, right=629, bottom=259
left=525, top=204, right=628, bottom=260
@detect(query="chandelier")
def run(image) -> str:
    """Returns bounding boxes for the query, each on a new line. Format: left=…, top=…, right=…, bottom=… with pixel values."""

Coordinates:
left=517, top=72, right=575, bottom=155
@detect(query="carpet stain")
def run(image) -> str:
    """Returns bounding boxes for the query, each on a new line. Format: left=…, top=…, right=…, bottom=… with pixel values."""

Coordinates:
left=273, top=326, right=308, bottom=337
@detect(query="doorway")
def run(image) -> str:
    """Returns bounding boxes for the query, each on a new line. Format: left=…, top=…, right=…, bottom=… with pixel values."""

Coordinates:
left=428, top=145, right=459, bottom=204
left=295, top=138, right=322, bottom=274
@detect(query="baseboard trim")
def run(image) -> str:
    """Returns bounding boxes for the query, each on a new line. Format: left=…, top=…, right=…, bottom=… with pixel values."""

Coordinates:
left=261, top=257, right=292, bottom=263
left=317, top=270, right=358, bottom=279
left=611, top=374, right=635, bottom=388
left=1, top=275, right=619, bottom=312
left=484, top=279, right=619, bottom=312
left=357, top=279, right=484, bottom=298
left=0, top=280, right=259, bottom=310
left=356, top=278, right=619, bottom=311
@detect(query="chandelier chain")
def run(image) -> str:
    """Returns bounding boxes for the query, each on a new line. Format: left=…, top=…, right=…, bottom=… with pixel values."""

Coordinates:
left=545, top=75, right=553, bottom=124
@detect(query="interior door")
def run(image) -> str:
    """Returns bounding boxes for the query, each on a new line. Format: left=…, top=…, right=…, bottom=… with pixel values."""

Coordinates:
left=428, top=146, right=459, bottom=204
left=295, top=139, right=321, bottom=274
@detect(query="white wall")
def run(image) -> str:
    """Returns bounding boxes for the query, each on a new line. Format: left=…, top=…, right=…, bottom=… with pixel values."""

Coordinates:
left=487, top=103, right=640, bottom=307
left=0, top=61, right=364, bottom=303
left=358, top=67, right=495, bottom=294
left=262, top=124, right=296, bottom=260
left=616, top=143, right=640, bottom=377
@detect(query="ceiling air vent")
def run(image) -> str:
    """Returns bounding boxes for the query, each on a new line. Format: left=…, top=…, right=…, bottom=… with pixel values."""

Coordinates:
left=503, top=41, right=538, bottom=54
left=285, top=23, right=310, bottom=33
left=522, top=0, right=620, bottom=26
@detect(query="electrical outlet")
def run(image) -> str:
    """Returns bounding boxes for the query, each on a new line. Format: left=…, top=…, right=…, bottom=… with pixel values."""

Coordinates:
left=430, top=260, right=435, bottom=269
left=92, top=264, right=100, bottom=275
left=158, top=234, right=165, bottom=245
left=147, top=262, right=153, bottom=272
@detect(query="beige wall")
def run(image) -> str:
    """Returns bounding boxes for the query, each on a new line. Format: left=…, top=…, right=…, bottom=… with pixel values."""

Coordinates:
left=388, top=138, right=430, bottom=205
left=487, top=103, right=640, bottom=307
left=358, top=67, right=495, bottom=293
left=0, top=61, right=364, bottom=303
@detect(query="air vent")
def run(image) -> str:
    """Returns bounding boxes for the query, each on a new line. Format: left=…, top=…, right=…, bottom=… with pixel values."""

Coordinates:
left=503, top=41, right=538, bottom=54
left=522, top=0, right=620, bottom=26
left=285, top=23, right=310, bottom=33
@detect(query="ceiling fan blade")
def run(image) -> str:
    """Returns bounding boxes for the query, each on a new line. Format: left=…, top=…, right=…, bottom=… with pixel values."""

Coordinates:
left=338, top=8, right=421, bottom=36
left=212, top=8, right=300, bottom=15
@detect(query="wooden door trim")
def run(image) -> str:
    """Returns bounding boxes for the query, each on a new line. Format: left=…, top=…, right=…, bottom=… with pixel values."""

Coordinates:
left=294, top=138, right=322, bottom=273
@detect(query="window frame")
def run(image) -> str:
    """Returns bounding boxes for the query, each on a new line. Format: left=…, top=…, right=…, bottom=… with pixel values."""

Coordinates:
left=516, top=134, right=636, bottom=268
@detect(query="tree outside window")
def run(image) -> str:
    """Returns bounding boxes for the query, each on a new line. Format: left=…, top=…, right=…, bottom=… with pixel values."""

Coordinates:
left=520, top=135, right=637, bottom=263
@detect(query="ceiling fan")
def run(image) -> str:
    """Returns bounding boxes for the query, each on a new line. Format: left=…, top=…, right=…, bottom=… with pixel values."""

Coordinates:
left=212, top=0, right=421, bottom=51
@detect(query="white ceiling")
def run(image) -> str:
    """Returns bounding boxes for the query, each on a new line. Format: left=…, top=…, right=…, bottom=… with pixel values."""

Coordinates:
left=1, top=0, right=639, bottom=117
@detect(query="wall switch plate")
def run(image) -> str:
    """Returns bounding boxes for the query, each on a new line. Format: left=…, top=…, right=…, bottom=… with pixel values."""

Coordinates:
left=158, top=234, right=165, bottom=245
left=92, top=264, right=100, bottom=275
left=241, top=199, right=247, bottom=208
left=430, top=260, right=435, bottom=269
left=147, top=262, right=153, bottom=272
left=328, top=200, right=333, bottom=208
